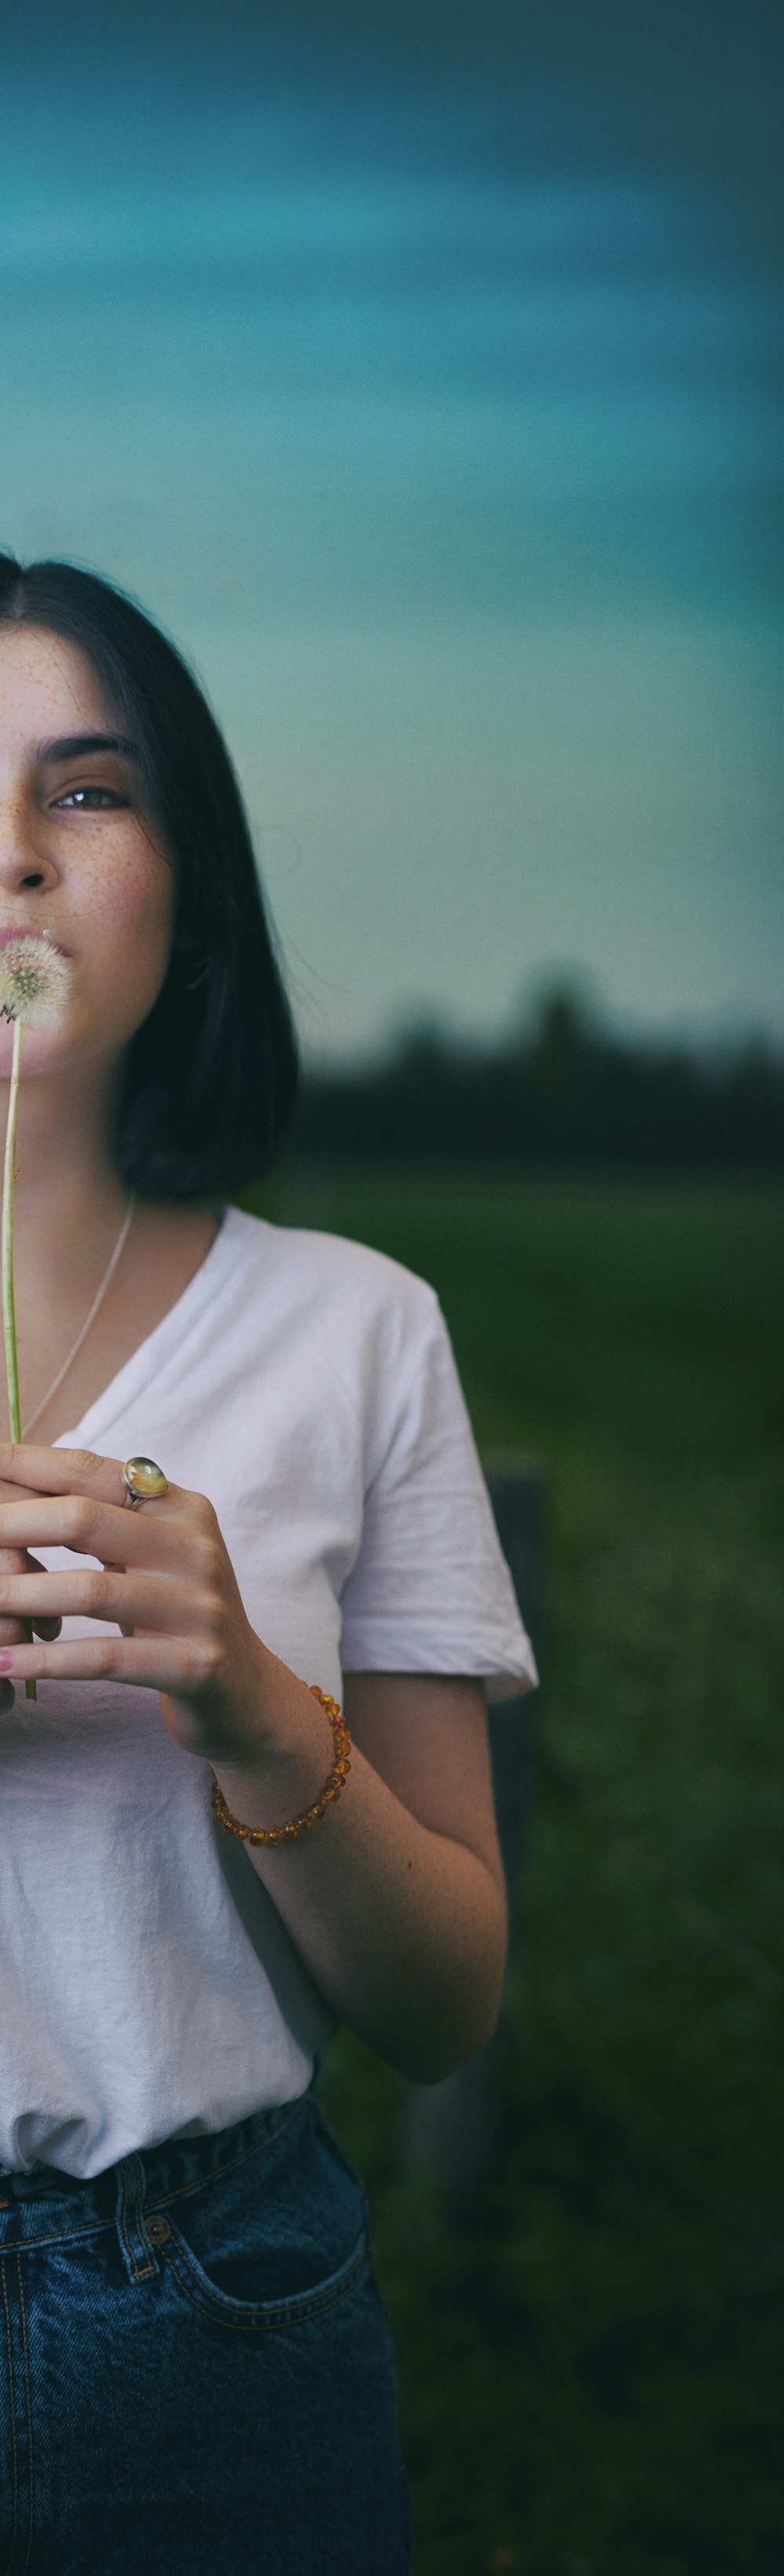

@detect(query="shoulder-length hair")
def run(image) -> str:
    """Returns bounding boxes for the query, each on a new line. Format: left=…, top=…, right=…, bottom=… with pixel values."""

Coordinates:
left=0, top=554, right=299, bottom=1200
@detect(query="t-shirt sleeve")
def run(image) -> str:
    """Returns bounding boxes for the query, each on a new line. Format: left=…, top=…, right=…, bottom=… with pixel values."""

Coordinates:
left=339, top=1286, right=538, bottom=1701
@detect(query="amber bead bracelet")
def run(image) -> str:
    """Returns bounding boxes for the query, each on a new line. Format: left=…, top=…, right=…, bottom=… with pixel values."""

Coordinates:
left=210, top=1688, right=352, bottom=1848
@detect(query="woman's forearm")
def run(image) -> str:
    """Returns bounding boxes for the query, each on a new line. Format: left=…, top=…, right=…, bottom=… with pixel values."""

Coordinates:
left=0, top=1450, right=507, bottom=2080
left=211, top=1656, right=507, bottom=2084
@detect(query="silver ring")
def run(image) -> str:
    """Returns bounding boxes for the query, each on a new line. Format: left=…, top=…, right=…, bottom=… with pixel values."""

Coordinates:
left=122, top=1456, right=169, bottom=1509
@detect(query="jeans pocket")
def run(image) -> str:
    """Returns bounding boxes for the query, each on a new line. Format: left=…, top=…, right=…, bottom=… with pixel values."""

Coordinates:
left=147, top=2094, right=372, bottom=2333
left=157, top=2214, right=371, bottom=2331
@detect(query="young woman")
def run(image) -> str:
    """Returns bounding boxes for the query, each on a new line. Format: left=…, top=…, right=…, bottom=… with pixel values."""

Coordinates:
left=0, top=554, right=535, bottom=2574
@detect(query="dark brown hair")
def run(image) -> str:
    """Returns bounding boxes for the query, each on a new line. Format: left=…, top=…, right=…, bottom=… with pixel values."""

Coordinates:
left=0, top=554, right=299, bottom=1198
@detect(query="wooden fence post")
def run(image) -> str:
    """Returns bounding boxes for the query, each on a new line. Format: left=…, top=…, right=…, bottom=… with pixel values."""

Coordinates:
left=403, top=1455, right=544, bottom=2192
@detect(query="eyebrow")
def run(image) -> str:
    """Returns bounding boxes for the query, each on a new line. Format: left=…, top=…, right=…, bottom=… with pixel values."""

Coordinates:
left=37, top=732, right=140, bottom=765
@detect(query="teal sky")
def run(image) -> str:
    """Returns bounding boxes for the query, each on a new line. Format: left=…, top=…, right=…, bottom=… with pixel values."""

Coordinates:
left=2, top=9, right=781, bottom=1058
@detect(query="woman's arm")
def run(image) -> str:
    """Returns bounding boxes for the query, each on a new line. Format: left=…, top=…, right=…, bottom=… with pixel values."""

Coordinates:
left=215, top=1667, right=507, bottom=2084
left=0, top=1446, right=509, bottom=2084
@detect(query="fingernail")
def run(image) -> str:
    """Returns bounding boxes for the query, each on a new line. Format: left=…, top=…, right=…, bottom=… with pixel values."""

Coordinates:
left=0, top=1653, right=16, bottom=1672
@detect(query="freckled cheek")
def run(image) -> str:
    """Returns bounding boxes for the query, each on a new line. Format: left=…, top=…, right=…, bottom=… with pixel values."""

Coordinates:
left=77, top=848, right=176, bottom=1013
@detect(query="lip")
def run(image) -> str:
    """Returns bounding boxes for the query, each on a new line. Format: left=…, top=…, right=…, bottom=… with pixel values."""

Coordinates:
left=0, top=929, right=70, bottom=957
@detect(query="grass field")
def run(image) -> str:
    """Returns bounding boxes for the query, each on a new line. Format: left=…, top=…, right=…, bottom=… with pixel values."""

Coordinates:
left=249, top=1169, right=784, bottom=2576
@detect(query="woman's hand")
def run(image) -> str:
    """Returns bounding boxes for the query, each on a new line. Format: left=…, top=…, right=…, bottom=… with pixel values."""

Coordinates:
left=0, top=1443, right=273, bottom=1761
left=0, top=1448, right=511, bottom=2085
left=0, top=1464, right=64, bottom=1712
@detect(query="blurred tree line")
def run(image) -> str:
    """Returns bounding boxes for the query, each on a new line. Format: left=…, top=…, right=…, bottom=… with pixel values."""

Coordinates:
left=291, top=990, right=784, bottom=1168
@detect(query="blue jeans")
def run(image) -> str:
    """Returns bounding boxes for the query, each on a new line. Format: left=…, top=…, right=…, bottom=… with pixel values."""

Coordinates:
left=0, top=2086, right=412, bottom=2573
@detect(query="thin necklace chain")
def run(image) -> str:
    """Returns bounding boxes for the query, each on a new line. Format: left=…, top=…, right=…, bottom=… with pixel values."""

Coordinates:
left=21, top=1197, right=136, bottom=1441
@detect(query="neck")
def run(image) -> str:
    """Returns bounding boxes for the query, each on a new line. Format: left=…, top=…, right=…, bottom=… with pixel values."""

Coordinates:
left=0, top=1053, right=216, bottom=1448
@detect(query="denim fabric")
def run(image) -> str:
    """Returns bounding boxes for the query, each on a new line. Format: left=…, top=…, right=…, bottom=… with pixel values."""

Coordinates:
left=0, top=2087, right=412, bottom=2574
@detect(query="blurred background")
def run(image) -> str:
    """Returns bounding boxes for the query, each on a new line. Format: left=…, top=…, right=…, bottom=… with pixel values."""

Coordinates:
left=2, top=3, right=782, bottom=2570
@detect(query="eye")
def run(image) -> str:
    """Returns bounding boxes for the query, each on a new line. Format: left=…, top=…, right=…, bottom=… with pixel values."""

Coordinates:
left=55, top=785, right=129, bottom=811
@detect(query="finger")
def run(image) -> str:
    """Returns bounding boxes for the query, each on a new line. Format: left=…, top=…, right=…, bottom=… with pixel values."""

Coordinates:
left=0, top=1444, right=179, bottom=1513
left=0, top=1613, right=62, bottom=1644
left=0, top=1495, right=188, bottom=1574
left=0, top=1477, right=42, bottom=1507
left=0, top=1569, right=197, bottom=1632
left=0, top=1546, right=63, bottom=1638
left=0, top=1546, right=56, bottom=1571
left=0, top=1680, right=14, bottom=1713
left=0, top=1633, right=219, bottom=1693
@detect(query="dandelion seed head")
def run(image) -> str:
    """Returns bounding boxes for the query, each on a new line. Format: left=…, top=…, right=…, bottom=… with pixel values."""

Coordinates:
left=0, top=937, right=71, bottom=1028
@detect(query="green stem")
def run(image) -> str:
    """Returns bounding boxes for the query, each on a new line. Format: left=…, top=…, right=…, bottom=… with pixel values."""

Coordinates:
left=2, top=1017, right=35, bottom=1701
left=2, top=1017, right=23, bottom=1447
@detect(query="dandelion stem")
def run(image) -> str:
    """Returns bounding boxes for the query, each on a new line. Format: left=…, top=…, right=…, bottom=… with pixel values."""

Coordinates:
left=2, top=1018, right=23, bottom=1448
left=2, top=1017, right=36, bottom=1700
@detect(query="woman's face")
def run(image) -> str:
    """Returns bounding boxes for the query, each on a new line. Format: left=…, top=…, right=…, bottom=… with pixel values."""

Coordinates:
left=0, top=623, right=176, bottom=1079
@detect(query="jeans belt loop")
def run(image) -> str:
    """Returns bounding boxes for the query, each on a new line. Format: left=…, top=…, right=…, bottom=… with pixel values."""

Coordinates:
left=114, top=2152, right=158, bottom=2286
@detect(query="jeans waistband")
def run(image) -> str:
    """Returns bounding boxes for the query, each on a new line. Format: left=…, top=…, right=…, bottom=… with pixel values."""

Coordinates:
left=0, top=2090, right=310, bottom=2245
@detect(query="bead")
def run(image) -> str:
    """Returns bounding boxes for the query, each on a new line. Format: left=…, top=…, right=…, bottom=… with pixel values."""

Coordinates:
left=211, top=1687, right=352, bottom=1847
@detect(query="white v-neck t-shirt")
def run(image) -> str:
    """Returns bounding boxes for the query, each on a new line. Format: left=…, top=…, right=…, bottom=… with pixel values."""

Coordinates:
left=0, top=1208, right=535, bottom=2176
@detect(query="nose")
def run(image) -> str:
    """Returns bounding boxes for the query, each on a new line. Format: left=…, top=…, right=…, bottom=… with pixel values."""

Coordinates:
left=0, top=794, right=59, bottom=901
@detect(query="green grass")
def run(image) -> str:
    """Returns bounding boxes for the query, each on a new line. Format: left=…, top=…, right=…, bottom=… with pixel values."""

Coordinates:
left=247, top=1169, right=784, bottom=2576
